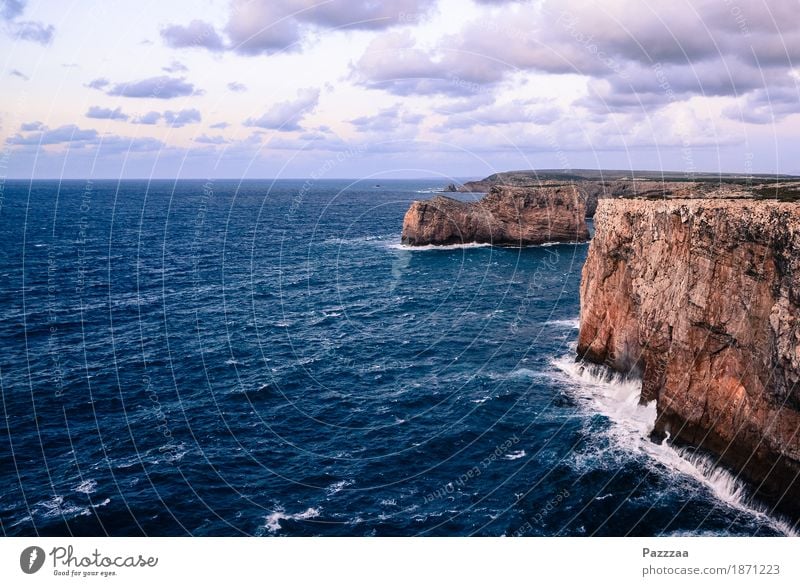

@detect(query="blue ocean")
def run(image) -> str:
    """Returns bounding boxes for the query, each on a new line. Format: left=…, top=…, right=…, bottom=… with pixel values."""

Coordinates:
left=0, top=179, right=793, bottom=536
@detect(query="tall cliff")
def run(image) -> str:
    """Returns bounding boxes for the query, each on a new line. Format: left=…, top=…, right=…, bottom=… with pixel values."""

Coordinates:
left=401, top=185, right=589, bottom=246
left=578, top=198, right=800, bottom=518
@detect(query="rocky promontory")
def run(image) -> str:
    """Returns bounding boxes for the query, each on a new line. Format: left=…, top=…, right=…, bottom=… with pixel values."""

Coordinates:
left=401, top=185, right=589, bottom=246
left=577, top=197, right=800, bottom=519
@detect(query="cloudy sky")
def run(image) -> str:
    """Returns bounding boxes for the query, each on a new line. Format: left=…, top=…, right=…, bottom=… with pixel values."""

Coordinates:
left=1, top=0, right=798, bottom=179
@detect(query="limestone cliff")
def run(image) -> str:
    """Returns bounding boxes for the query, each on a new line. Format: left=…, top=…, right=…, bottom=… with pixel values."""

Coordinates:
left=401, top=185, right=589, bottom=246
left=578, top=198, right=800, bottom=518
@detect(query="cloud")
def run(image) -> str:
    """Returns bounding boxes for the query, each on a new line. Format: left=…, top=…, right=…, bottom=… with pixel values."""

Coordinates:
left=132, top=111, right=161, bottom=125
left=163, top=108, right=202, bottom=127
left=210, top=121, right=230, bottom=129
left=86, top=106, right=128, bottom=121
left=161, top=0, right=436, bottom=57
left=20, top=120, right=42, bottom=131
left=352, top=31, right=504, bottom=96
left=194, top=134, right=228, bottom=144
left=244, top=87, right=320, bottom=130
left=347, top=0, right=800, bottom=128
left=350, top=107, right=423, bottom=132
left=107, top=76, right=199, bottom=99
left=1, top=1, right=54, bottom=44
left=9, top=68, right=27, bottom=79
left=1, top=0, right=25, bottom=20
left=8, top=124, right=98, bottom=145
left=161, top=19, right=225, bottom=50
left=13, top=20, right=53, bottom=44
left=442, top=100, right=560, bottom=130
left=724, top=86, right=800, bottom=124
left=162, top=60, right=188, bottom=73
left=227, top=81, right=247, bottom=92
left=86, top=77, right=109, bottom=89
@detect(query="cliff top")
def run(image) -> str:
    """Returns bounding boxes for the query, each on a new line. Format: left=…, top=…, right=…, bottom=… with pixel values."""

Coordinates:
left=452, top=170, right=800, bottom=202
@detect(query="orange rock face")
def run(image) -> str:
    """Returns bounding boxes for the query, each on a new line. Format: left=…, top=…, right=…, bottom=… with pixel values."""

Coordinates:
left=578, top=198, right=800, bottom=519
left=401, top=185, right=589, bottom=246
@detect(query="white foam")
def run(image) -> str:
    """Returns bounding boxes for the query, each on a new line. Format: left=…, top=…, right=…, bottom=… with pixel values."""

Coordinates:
left=507, top=368, right=545, bottom=380
left=550, top=355, right=798, bottom=536
left=387, top=242, right=493, bottom=251
left=546, top=318, right=581, bottom=330
left=325, top=480, right=353, bottom=496
left=74, top=479, right=97, bottom=495
left=504, top=450, right=527, bottom=460
left=265, top=507, right=321, bottom=534
left=37, top=496, right=91, bottom=519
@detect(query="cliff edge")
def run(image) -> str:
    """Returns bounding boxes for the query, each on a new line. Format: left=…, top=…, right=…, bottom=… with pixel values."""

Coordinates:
left=578, top=198, right=800, bottom=519
left=401, top=185, right=589, bottom=246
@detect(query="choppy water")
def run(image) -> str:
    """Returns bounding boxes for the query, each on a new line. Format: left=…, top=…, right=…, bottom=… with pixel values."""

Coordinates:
left=0, top=179, right=793, bottom=536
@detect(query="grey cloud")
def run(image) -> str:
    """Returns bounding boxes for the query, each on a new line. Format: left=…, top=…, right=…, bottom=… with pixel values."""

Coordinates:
left=210, top=121, right=230, bottom=129
left=2, top=1, right=54, bottom=45
left=194, top=134, right=228, bottom=144
left=161, top=20, right=225, bottom=51
left=350, top=107, right=423, bottom=132
left=132, top=111, right=161, bottom=125
left=163, top=60, right=188, bottom=73
left=725, top=86, right=800, bottom=124
left=20, top=120, right=42, bottom=131
left=86, top=106, right=128, bottom=121
left=446, top=101, right=560, bottom=130
left=227, top=81, right=247, bottom=92
left=349, top=0, right=800, bottom=122
left=9, top=68, right=27, bottom=79
left=8, top=124, right=98, bottom=145
left=244, top=87, right=320, bottom=131
left=353, top=31, right=503, bottom=96
left=163, top=0, right=435, bottom=57
left=86, top=77, right=109, bottom=89
left=163, top=109, right=202, bottom=127
left=1, top=0, right=25, bottom=20
left=14, top=20, right=54, bottom=44
left=107, top=76, right=199, bottom=99
left=225, top=0, right=301, bottom=55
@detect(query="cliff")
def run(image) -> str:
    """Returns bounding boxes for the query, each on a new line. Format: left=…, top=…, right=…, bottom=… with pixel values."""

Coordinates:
left=578, top=198, right=800, bottom=519
left=401, top=185, right=589, bottom=246
left=452, top=170, right=800, bottom=219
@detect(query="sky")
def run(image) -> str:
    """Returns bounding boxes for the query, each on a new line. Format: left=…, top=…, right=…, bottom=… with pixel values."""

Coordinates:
left=1, top=0, right=799, bottom=179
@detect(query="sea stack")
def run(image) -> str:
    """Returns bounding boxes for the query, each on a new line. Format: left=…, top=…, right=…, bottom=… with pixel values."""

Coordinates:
left=577, top=197, right=800, bottom=519
left=401, top=185, right=589, bottom=246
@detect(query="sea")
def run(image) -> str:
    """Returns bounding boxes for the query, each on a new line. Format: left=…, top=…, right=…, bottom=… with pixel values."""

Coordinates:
left=0, top=178, right=794, bottom=536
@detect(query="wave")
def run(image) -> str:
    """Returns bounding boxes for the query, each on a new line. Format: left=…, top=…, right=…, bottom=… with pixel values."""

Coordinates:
left=546, top=318, right=580, bottom=330
left=550, top=355, right=797, bottom=536
left=325, top=480, right=353, bottom=496
left=74, top=479, right=98, bottom=495
left=504, top=450, right=527, bottom=460
left=387, top=242, right=493, bottom=251
left=507, top=368, right=546, bottom=380
left=264, top=507, right=321, bottom=534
